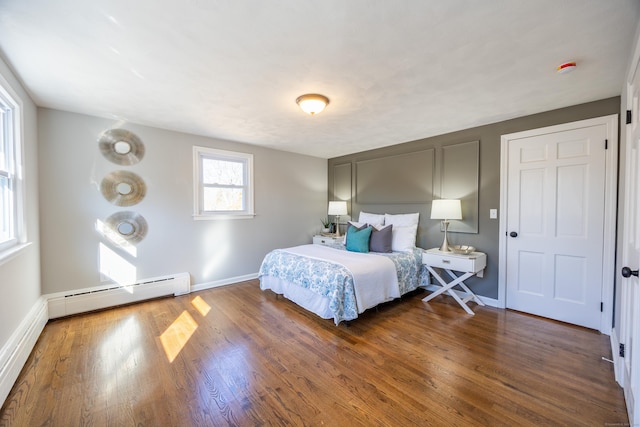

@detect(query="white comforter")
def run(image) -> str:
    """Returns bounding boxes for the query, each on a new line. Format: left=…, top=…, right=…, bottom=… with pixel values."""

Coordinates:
left=281, top=244, right=399, bottom=313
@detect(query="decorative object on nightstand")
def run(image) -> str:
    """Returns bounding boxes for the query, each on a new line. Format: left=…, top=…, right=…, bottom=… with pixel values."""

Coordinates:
left=422, top=248, right=486, bottom=315
left=320, top=217, right=331, bottom=233
left=450, top=245, right=475, bottom=255
left=430, top=199, right=462, bottom=252
left=327, top=201, right=348, bottom=237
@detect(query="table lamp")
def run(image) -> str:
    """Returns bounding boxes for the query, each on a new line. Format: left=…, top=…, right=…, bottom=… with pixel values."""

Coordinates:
left=431, top=199, right=462, bottom=252
left=328, top=201, right=348, bottom=237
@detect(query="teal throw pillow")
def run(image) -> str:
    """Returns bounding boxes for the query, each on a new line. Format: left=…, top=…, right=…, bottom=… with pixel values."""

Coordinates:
left=346, top=225, right=372, bottom=253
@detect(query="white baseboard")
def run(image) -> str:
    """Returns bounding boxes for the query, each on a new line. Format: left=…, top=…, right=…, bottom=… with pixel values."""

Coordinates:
left=0, top=296, right=48, bottom=406
left=47, top=272, right=190, bottom=319
left=191, top=273, right=258, bottom=293
left=610, top=328, right=624, bottom=386
left=194, top=275, right=502, bottom=308
left=423, top=284, right=500, bottom=308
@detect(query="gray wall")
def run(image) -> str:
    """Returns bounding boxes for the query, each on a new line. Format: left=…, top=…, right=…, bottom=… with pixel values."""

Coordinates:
left=0, top=58, right=41, bottom=349
left=38, top=109, right=327, bottom=294
left=329, top=97, right=620, bottom=299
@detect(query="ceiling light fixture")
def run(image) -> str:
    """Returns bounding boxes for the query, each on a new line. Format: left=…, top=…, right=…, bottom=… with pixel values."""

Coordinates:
left=296, top=93, right=329, bottom=115
left=557, top=61, right=577, bottom=74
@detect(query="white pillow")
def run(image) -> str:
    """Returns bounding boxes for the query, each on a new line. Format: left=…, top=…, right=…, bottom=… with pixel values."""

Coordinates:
left=347, top=221, right=366, bottom=228
left=391, top=224, right=418, bottom=252
left=384, top=212, right=419, bottom=227
left=358, top=212, right=385, bottom=227
left=385, top=213, right=419, bottom=251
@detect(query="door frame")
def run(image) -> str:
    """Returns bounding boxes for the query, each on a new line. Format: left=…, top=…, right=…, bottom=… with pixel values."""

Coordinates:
left=498, top=115, right=619, bottom=334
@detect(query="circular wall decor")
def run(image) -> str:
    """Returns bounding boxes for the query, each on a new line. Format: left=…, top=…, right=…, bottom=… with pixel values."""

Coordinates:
left=100, top=170, right=147, bottom=206
left=105, top=211, right=148, bottom=244
left=98, top=128, right=145, bottom=165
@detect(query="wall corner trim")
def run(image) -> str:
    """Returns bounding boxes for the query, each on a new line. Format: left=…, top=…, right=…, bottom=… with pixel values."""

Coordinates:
left=0, top=296, right=48, bottom=407
left=190, top=273, right=259, bottom=293
left=610, top=328, right=624, bottom=386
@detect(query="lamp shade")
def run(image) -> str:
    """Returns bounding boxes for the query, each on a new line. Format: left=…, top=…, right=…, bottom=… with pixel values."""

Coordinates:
left=328, top=201, right=348, bottom=216
left=430, top=199, right=462, bottom=220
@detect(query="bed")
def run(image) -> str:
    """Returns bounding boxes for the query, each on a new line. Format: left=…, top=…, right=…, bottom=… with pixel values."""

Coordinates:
left=258, top=212, right=427, bottom=325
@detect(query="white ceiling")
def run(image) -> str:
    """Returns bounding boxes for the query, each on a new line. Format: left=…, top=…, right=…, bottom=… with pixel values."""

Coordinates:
left=1, top=1, right=639, bottom=159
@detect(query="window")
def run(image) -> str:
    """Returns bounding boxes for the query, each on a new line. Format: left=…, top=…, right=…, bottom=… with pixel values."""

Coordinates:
left=193, top=146, right=254, bottom=219
left=0, top=77, right=24, bottom=255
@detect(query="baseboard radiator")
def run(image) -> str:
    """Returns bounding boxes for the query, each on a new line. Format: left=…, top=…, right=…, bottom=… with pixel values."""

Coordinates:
left=48, top=272, right=190, bottom=319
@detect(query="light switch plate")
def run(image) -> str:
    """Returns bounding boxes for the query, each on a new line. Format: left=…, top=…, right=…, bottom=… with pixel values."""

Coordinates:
left=490, top=209, right=498, bottom=219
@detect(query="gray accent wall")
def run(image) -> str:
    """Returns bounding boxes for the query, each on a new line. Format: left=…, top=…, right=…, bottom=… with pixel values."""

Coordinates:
left=37, top=109, right=327, bottom=294
left=328, top=97, right=620, bottom=299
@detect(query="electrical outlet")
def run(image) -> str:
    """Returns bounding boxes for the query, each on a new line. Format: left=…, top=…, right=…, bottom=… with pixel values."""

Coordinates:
left=489, top=209, right=498, bottom=219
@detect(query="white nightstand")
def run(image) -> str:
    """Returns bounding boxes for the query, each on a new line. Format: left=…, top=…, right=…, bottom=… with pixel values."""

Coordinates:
left=422, top=248, right=486, bottom=315
left=313, top=235, right=344, bottom=246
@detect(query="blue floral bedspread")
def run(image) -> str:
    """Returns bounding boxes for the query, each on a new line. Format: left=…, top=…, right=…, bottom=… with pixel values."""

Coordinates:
left=258, top=244, right=423, bottom=324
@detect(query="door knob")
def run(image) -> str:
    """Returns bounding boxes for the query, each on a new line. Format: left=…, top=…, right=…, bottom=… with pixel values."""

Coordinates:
left=622, top=267, right=639, bottom=278
left=509, top=231, right=518, bottom=238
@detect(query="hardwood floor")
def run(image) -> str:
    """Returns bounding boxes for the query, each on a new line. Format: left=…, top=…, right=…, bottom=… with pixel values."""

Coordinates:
left=0, top=280, right=628, bottom=426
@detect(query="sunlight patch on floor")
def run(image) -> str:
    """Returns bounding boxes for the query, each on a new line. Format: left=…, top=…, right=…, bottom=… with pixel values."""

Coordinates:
left=160, top=310, right=198, bottom=363
left=191, top=295, right=211, bottom=316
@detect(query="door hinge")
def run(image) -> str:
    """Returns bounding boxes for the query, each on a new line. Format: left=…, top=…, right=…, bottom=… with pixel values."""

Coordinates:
left=627, top=110, right=633, bottom=124
left=605, top=139, right=608, bottom=150
left=600, top=302, right=603, bottom=312
left=620, top=343, right=626, bottom=358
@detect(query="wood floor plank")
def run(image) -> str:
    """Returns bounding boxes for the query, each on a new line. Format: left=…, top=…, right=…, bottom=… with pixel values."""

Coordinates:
left=0, top=280, right=628, bottom=426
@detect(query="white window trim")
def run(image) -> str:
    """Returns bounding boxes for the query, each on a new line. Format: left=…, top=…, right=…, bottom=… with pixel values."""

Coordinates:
left=0, top=72, right=26, bottom=258
left=0, top=242, right=32, bottom=266
left=192, top=146, right=255, bottom=220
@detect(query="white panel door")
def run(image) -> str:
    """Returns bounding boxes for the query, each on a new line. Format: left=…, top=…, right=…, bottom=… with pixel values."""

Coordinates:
left=620, top=60, right=640, bottom=426
left=505, top=124, right=607, bottom=329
